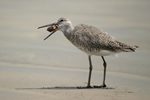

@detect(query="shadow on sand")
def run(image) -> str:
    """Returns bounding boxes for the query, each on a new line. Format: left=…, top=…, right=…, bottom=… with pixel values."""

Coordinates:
left=16, top=86, right=115, bottom=90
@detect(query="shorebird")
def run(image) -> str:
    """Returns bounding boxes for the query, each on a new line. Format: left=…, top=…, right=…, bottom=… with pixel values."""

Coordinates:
left=38, top=17, right=138, bottom=88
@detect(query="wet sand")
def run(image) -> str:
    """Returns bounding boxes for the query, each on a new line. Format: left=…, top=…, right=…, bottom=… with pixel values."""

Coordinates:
left=0, top=62, right=150, bottom=100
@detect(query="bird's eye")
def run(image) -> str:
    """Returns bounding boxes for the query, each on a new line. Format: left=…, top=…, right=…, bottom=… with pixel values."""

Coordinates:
left=60, top=19, right=64, bottom=22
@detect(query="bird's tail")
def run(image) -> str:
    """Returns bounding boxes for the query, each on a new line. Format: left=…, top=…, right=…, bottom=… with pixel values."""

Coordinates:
left=116, top=41, right=139, bottom=52
left=123, top=45, right=139, bottom=52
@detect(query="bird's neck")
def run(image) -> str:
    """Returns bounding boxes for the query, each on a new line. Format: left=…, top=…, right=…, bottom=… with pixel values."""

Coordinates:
left=63, top=25, right=74, bottom=40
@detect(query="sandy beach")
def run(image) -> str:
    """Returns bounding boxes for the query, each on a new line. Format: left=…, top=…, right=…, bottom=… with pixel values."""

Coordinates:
left=0, top=0, right=150, bottom=100
left=0, top=62, right=150, bottom=100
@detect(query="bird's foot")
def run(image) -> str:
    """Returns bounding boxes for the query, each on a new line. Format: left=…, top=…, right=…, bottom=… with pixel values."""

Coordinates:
left=93, top=84, right=106, bottom=88
left=77, top=85, right=93, bottom=89
left=77, top=84, right=107, bottom=89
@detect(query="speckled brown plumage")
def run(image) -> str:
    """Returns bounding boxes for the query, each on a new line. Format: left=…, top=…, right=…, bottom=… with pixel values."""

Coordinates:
left=63, top=23, right=138, bottom=55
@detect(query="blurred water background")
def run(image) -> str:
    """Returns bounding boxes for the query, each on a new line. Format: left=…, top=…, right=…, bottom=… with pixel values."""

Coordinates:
left=0, top=0, right=150, bottom=78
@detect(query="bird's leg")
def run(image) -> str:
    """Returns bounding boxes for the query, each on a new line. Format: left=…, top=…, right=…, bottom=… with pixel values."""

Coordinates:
left=87, top=55, right=93, bottom=88
left=77, top=56, right=93, bottom=89
left=101, top=56, right=107, bottom=87
left=94, top=56, right=107, bottom=88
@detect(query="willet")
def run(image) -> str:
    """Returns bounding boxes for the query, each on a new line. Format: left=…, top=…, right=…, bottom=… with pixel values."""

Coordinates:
left=38, top=17, right=139, bottom=88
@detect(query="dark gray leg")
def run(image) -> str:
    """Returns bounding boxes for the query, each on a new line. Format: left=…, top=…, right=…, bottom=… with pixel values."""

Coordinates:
left=94, top=56, right=107, bottom=88
left=101, top=56, right=107, bottom=87
left=87, top=55, right=93, bottom=88
left=77, top=56, right=93, bottom=89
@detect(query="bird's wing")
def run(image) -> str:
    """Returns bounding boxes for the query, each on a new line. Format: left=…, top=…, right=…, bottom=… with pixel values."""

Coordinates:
left=73, top=24, right=120, bottom=51
left=73, top=24, right=138, bottom=52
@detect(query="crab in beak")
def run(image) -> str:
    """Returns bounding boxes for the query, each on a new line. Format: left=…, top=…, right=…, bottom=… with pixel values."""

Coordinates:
left=38, top=23, right=59, bottom=40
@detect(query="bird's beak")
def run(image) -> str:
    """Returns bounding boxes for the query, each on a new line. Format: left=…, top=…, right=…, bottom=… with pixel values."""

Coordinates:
left=38, top=23, right=58, bottom=40
left=38, top=23, right=56, bottom=29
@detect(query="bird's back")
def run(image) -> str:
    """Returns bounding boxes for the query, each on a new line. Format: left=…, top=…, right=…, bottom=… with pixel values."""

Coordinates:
left=68, top=24, right=138, bottom=55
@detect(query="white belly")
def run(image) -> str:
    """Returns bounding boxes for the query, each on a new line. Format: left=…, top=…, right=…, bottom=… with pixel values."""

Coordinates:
left=72, top=41, right=119, bottom=56
left=86, top=50, right=118, bottom=56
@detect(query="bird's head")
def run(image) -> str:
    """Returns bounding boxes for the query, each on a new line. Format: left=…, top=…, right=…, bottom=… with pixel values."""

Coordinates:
left=38, top=17, right=72, bottom=40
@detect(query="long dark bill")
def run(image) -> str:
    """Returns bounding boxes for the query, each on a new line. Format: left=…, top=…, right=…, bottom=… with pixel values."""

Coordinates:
left=38, top=23, right=57, bottom=40
left=44, top=30, right=57, bottom=40
left=38, top=23, right=55, bottom=29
